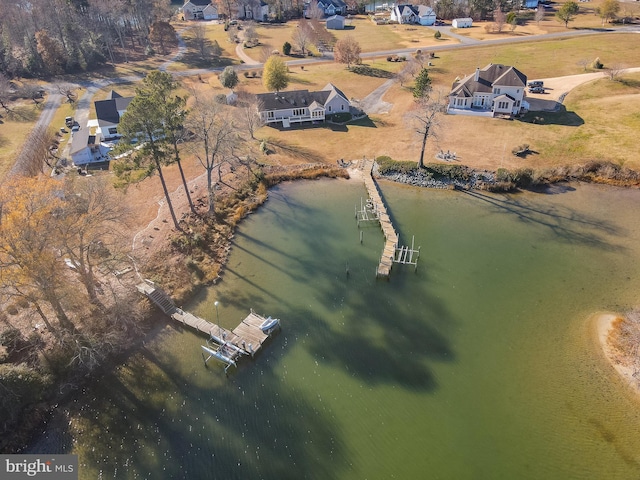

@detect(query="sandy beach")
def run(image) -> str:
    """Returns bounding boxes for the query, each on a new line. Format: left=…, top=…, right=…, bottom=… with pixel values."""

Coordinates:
left=595, top=312, right=640, bottom=396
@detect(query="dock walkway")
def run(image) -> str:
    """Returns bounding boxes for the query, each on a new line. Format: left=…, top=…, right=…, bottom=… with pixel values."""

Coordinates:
left=137, top=281, right=277, bottom=361
left=358, top=160, right=419, bottom=279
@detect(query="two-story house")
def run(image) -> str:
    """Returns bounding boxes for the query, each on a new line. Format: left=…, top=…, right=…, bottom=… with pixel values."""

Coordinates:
left=447, top=64, right=528, bottom=117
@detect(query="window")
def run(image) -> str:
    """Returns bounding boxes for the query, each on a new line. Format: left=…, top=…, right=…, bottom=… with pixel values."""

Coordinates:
left=268, top=111, right=274, bottom=119
left=494, top=88, right=500, bottom=95
left=293, top=108, right=305, bottom=116
left=108, top=127, right=118, bottom=135
left=328, top=105, right=332, bottom=112
left=341, top=104, right=344, bottom=111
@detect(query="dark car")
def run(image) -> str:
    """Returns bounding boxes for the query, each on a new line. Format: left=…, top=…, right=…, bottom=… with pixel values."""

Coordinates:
left=528, top=80, right=544, bottom=88
left=528, top=86, right=545, bottom=94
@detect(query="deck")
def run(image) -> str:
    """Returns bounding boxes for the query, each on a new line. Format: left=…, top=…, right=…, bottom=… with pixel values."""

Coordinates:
left=357, top=159, right=420, bottom=279
left=137, top=281, right=278, bottom=360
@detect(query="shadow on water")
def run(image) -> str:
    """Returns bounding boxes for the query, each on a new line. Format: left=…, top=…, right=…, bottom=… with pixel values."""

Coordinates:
left=35, top=337, right=351, bottom=479
left=461, top=189, right=624, bottom=251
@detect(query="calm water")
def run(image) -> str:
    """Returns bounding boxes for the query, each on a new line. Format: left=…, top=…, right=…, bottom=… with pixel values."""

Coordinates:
left=30, top=179, right=640, bottom=479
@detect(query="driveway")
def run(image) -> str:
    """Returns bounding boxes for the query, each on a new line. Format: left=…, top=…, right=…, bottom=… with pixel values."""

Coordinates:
left=526, top=67, right=640, bottom=111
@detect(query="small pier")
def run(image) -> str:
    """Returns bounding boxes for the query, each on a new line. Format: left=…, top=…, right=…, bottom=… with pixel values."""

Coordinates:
left=357, top=160, right=420, bottom=279
left=137, top=280, right=280, bottom=372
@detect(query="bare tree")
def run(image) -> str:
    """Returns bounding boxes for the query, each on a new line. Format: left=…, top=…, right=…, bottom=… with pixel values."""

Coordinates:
left=292, top=19, right=313, bottom=55
left=534, top=7, right=545, bottom=25
left=306, top=0, right=325, bottom=19
left=235, top=90, right=264, bottom=140
left=191, top=23, right=209, bottom=59
left=577, top=59, right=590, bottom=71
left=21, top=84, right=45, bottom=106
left=334, top=36, right=361, bottom=69
left=397, top=60, right=420, bottom=87
left=57, top=84, right=77, bottom=104
left=0, top=74, right=14, bottom=113
left=493, top=8, right=506, bottom=33
left=606, top=63, right=626, bottom=81
left=406, top=90, right=447, bottom=168
left=185, top=92, right=239, bottom=216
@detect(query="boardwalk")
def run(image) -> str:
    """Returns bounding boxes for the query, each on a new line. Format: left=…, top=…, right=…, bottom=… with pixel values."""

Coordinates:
left=136, top=281, right=278, bottom=359
left=358, top=160, right=419, bottom=279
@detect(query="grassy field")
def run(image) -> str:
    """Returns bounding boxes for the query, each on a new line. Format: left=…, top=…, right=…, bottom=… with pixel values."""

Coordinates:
left=3, top=27, right=640, bottom=181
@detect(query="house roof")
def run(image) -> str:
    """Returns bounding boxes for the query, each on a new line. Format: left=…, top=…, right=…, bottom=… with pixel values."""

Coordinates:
left=184, top=0, right=212, bottom=6
left=70, top=127, right=91, bottom=155
left=94, top=91, right=134, bottom=127
left=416, top=5, right=435, bottom=16
left=450, top=64, right=527, bottom=98
left=326, top=14, right=345, bottom=21
left=256, top=83, right=348, bottom=112
left=318, top=0, right=346, bottom=9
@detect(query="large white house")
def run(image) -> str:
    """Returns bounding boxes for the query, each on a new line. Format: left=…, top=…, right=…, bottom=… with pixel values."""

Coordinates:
left=70, top=90, right=133, bottom=166
left=182, top=0, right=219, bottom=20
left=256, top=83, right=350, bottom=128
left=391, top=4, right=436, bottom=25
left=447, top=64, right=528, bottom=118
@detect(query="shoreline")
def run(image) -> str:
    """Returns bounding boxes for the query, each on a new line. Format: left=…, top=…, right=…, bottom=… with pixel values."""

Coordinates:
left=594, top=312, right=640, bottom=396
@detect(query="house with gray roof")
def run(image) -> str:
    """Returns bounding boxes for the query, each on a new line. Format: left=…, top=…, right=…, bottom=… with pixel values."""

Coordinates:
left=182, top=0, right=219, bottom=20
left=316, top=0, right=347, bottom=16
left=391, top=4, right=436, bottom=25
left=447, top=64, right=528, bottom=118
left=256, top=83, right=350, bottom=128
left=70, top=90, right=133, bottom=166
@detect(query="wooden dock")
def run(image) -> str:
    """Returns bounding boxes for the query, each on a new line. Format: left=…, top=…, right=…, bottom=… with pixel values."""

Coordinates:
left=358, top=160, right=420, bottom=279
left=136, top=281, right=279, bottom=363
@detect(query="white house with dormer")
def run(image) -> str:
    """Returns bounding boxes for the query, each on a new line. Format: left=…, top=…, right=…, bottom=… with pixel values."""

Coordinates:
left=391, top=4, right=436, bottom=25
left=182, top=0, right=219, bottom=20
left=447, top=64, right=529, bottom=117
left=256, top=83, right=350, bottom=128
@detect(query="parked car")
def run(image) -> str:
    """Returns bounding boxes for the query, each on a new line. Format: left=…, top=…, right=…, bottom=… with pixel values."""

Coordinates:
left=71, top=124, right=80, bottom=132
left=528, top=86, right=545, bottom=94
left=65, top=116, right=74, bottom=127
left=528, top=80, right=544, bottom=87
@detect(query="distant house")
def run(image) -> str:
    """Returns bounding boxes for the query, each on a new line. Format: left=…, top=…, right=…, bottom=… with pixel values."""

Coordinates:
left=326, top=14, right=346, bottom=30
left=238, top=0, right=269, bottom=20
left=451, top=17, right=473, bottom=28
left=316, top=0, right=347, bottom=16
left=447, top=64, right=528, bottom=117
left=182, top=0, right=219, bottom=20
left=70, top=90, right=133, bottom=166
left=256, top=83, right=350, bottom=128
left=391, top=4, right=436, bottom=25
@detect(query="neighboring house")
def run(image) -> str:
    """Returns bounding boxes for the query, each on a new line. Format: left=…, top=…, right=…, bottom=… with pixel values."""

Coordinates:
left=316, top=0, right=347, bottom=16
left=182, top=0, right=219, bottom=20
left=256, top=83, right=350, bottom=128
left=238, top=0, right=269, bottom=20
left=326, top=14, right=346, bottom=29
left=447, top=64, right=528, bottom=118
left=70, top=90, right=133, bottom=166
left=451, top=17, right=473, bottom=28
left=391, top=4, right=436, bottom=25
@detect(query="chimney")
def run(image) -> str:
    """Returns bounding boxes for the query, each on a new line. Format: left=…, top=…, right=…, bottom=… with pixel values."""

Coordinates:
left=474, top=67, right=480, bottom=82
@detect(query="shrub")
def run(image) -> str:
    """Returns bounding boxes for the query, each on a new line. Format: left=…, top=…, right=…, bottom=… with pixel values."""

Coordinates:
left=387, top=56, right=393, bottom=62
left=215, top=94, right=227, bottom=104
left=243, top=71, right=249, bottom=77
left=282, top=41, right=292, bottom=55
left=592, top=57, right=603, bottom=69
left=434, top=30, right=442, bottom=39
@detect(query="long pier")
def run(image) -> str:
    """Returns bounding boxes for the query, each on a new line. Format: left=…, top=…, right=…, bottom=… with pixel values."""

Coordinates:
left=136, top=280, right=279, bottom=370
left=357, top=159, right=420, bottom=279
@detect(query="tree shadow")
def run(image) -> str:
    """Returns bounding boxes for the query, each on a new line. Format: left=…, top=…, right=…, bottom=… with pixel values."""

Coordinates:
left=519, top=106, right=584, bottom=126
left=348, top=116, right=377, bottom=128
left=349, top=65, right=395, bottom=78
left=462, top=189, right=624, bottom=251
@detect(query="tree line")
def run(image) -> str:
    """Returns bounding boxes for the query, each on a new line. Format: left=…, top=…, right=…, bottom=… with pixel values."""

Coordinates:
left=0, top=0, right=173, bottom=78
